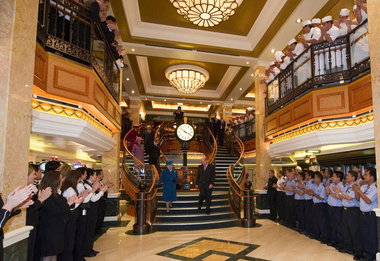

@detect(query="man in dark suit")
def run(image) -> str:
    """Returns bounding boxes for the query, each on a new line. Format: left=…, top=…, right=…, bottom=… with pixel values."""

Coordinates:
left=196, top=157, right=215, bottom=214
left=217, top=116, right=226, bottom=146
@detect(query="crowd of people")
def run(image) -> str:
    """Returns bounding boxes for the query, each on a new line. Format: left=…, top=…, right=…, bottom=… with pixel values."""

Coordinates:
left=1, top=160, right=114, bottom=261
left=266, top=167, right=377, bottom=261
left=206, top=114, right=226, bottom=146
left=88, top=0, right=126, bottom=68
left=230, top=110, right=255, bottom=127
left=125, top=125, right=161, bottom=172
left=264, top=0, right=368, bottom=84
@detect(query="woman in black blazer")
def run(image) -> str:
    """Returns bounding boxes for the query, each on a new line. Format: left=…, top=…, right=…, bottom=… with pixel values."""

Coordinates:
left=37, top=171, right=77, bottom=261
left=26, top=164, right=52, bottom=261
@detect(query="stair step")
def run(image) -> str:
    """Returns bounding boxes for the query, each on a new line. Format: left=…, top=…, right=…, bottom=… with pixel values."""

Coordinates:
left=153, top=219, right=239, bottom=231
left=155, top=212, right=235, bottom=223
left=156, top=205, right=231, bottom=215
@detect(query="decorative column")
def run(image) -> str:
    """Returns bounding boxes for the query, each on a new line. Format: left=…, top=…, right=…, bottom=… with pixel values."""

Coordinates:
left=101, top=132, right=121, bottom=223
left=129, top=98, right=143, bottom=125
left=367, top=2, right=380, bottom=259
left=0, top=0, right=39, bottom=258
left=254, top=66, right=271, bottom=218
left=222, top=103, right=233, bottom=122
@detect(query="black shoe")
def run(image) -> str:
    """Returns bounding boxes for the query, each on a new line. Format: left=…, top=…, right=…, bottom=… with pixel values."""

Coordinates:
left=84, top=252, right=97, bottom=257
left=92, top=250, right=99, bottom=254
left=205, top=209, right=210, bottom=215
left=198, top=206, right=201, bottom=210
left=353, top=255, right=363, bottom=260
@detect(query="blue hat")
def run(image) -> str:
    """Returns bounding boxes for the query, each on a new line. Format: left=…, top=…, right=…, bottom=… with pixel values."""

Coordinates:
left=166, top=160, right=173, bottom=165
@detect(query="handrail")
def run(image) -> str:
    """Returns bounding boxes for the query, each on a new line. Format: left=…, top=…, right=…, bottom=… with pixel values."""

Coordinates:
left=205, top=127, right=218, bottom=163
left=154, top=121, right=169, bottom=163
left=122, top=126, right=145, bottom=167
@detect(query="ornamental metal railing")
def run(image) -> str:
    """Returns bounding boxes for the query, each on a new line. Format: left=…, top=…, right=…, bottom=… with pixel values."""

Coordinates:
left=37, top=0, right=121, bottom=101
left=267, top=20, right=369, bottom=115
left=232, top=119, right=255, bottom=142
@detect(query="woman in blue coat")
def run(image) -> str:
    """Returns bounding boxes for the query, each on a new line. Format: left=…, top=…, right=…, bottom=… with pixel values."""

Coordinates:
left=159, top=161, right=178, bottom=213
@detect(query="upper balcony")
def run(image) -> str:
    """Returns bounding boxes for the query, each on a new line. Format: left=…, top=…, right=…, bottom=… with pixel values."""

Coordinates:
left=35, top=0, right=121, bottom=101
left=266, top=20, right=370, bottom=116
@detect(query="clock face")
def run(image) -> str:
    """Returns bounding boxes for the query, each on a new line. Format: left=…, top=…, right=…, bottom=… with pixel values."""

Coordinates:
left=176, top=124, right=195, bottom=141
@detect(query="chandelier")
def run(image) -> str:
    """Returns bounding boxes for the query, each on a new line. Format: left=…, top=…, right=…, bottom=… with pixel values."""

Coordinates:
left=170, top=0, right=243, bottom=27
left=165, top=65, right=210, bottom=94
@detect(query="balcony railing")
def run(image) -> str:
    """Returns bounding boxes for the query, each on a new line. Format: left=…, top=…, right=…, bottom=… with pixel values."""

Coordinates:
left=232, top=119, right=255, bottom=142
left=266, top=20, right=370, bottom=115
left=37, top=0, right=121, bottom=101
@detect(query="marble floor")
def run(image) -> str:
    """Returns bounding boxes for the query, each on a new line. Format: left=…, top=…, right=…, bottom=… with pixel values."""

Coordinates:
left=90, top=217, right=353, bottom=261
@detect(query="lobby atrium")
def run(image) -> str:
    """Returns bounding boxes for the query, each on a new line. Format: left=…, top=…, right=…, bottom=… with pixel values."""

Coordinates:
left=1, top=0, right=379, bottom=260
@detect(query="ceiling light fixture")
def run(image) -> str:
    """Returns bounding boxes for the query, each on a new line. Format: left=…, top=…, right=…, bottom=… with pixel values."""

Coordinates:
left=296, top=18, right=302, bottom=23
left=165, top=64, right=209, bottom=94
left=126, top=78, right=130, bottom=81
left=131, top=90, right=135, bottom=94
left=170, top=0, right=243, bottom=27
left=271, top=49, right=276, bottom=53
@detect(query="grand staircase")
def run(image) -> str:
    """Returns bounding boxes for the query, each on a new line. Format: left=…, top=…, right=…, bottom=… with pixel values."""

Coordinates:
left=153, top=146, right=241, bottom=231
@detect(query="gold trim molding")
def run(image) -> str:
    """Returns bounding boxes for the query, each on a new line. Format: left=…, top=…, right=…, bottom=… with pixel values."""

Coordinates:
left=272, top=113, right=374, bottom=144
left=32, top=98, right=113, bottom=137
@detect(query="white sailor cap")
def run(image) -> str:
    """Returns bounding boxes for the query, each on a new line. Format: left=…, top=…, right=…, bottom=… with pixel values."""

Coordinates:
left=302, top=20, right=311, bottom=26
left=340, top=8, right=350, bottom=16
left=311, top=18, right=321, bottom=24
left=322, top=16, right=333, bottom=23
left=288, top=38, right=297, bottom=46
left=274, top=51, right=285, bottom=62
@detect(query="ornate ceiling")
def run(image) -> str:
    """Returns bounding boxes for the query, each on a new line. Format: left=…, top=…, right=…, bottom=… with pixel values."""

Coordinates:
left=112, top=0, right=354, bottom=115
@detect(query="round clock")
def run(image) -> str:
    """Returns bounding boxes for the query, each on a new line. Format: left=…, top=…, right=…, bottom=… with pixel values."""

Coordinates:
left=175, top=123, right=195, bottom=142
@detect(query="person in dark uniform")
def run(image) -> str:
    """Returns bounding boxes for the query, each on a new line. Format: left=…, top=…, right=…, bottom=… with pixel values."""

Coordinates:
left=266, top=169, right=278, bottom=220
left=196, top=157, right=215, bottom=215
left=294, top=171, right=306, bottom=231
left=143, top=125, right=155, bottom=163
left=96, top=169, right=114, bottom=234
left=173, top=106, right=184, bottom=124
left=335, top=170, right=363, bottom=260
left=353, top=168, right=378, bottom=261
left=282, top=169, right=297, bottom=228
left=205, top=114, right=216, bottom=135
left=149, top=138, right=162, bottom=173
left=37, top=171, right=75, bottom=261
left=311, top=171, right=330, bottom=244
left=26, top=165, right=52, bottom=261
left=276, top=171, right=287, bottom=223
left=326, top=171, right=344, bottom=250
left=303, top=170, right=316, bottom=237
left=158, top=161, right=178, bottom=213
left=59, top=170, right=88, bottom=261
left=83, top=169, right=109, bottom=258
left=217, top=116, right=226, bottom=146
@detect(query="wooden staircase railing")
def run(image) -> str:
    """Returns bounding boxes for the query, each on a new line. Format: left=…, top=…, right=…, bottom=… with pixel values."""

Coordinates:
left=226, top=132, right=256, bottom=227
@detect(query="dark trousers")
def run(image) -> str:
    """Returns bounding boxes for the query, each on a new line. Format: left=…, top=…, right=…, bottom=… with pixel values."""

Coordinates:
left=285, top=195, right=296, bottom=227
left=360, top=212, right=378, bottom=261
left=304, top=200, right=314, bottom=236
left=74, top=211, right=88, bottom=261
left=27, top=228, right=38, bottom=261
left=83, top=202, right=99, bottom=256
left=218, top=130, right=225, bottom=145
left=328, top=206, right=343, bottom=246
left=342, top=207, right=362, bottom=255
left=58, top=208, right=80, bottom=261
left=295, top=199, right=305, bottom=230
left=277, top=191, right=286, bottom=221
left=268, top=191, right=277, bottom=220
left=198, top=186, right=212, bottom=211
left=313, top=203, right=330, bottom=242
left=96, top=199, right=107, bottom=233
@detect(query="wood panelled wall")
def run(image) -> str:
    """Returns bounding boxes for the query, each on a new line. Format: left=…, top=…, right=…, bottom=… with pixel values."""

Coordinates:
left=33, top=44, right=121, bottom=132
left=265, top=75, right=372, bottom=136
